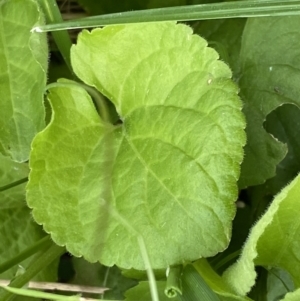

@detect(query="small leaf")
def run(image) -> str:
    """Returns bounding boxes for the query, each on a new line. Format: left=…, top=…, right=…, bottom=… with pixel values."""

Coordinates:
left=125, top=281, right=180, bottom=301
left=0, top=0, right=47, bottom=162
left=223, top=174, right=300, bottom=297
left=27, top=22, right=246, bottom=269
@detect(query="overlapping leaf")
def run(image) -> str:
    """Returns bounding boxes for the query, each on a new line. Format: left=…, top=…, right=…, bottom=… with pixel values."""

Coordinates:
left=0, top=0, right=47, bottom=162
left=27, top=22, right=245, bottom=269
left=223, top=174, right=300, bottom=297
left=238, top=16, right=300, bottom=188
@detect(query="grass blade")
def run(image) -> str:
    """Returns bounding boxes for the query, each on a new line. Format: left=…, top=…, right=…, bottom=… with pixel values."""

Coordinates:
left=32, top=0, right=300, bottom=32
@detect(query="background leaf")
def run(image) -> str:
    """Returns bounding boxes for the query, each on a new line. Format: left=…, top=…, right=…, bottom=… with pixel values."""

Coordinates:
left=193, top=18, right=246, bottom=75
left=267, top=268, right=294, bottom=301
left=71, top=258, right=137, bottom=299
left=77, top=0, right=187, bottom=15
left=0, top=0, right=47, bottom=162
left=263, top=104, right=300, bottom=195
left=223, top=174, right=300, bottom=297
left=0, top=155, right=56, bottom=282
left=27, top=22, right=245, bottom=269
left=238, top=16, right=300, bottom=188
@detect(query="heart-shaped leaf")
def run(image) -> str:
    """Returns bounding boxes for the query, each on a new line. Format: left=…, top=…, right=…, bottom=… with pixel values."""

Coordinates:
left=27, top=22, right=245, bottom=269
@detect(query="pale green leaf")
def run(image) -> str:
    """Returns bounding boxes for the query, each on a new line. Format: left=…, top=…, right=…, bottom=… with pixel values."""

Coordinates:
left=223, top=174, right=300, bottom=297
left=0, top=0, right=47, bottom=162
left=238, top=16, right=300, bottom=188
left=27, top=22, right=246, bottom=269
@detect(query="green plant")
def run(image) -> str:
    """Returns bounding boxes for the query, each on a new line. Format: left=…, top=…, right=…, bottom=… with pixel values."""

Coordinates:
left=1, top=0, right=300, bottom=300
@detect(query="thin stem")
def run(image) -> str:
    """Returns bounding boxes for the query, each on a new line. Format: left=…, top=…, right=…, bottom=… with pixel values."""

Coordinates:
left=137, top=236, right=159, bottom=301
left=0, top=244, right=65, bottom=301
left=37, top=0, right=73, bottom=74
left=32, top=0, right=300, bottom=32
left=0, top=236, right=51, bottom=274
left=101, top=267, right=110, bottom=300
left=0, top=177, right=28, bottom=192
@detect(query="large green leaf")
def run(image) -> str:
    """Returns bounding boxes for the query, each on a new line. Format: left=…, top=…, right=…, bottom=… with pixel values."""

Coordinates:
left=223, top=174, right=300, bottom=297
left=0, top=0, right=47, bottom=162
left=27, top=22, right=246, bottom=269
left=238, top=16, right=300, bottom=188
